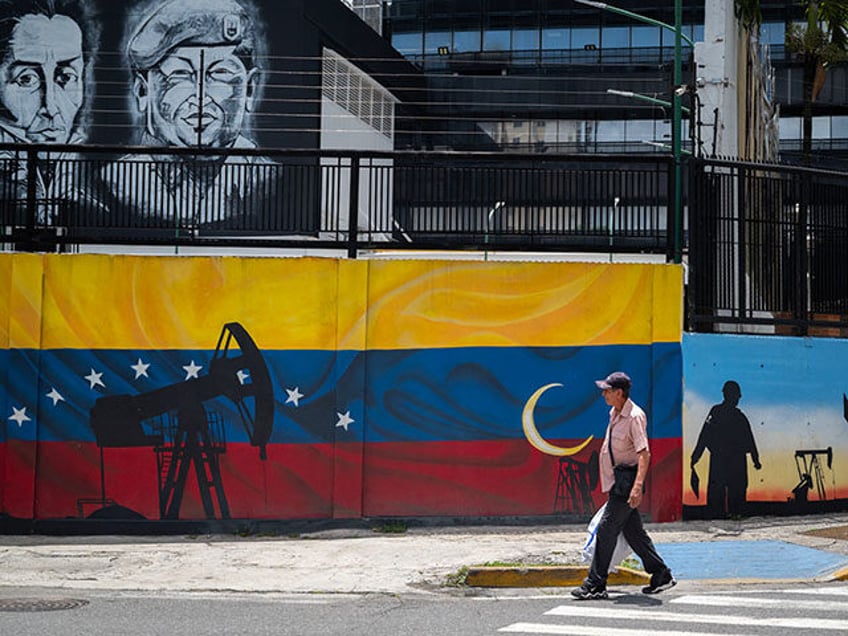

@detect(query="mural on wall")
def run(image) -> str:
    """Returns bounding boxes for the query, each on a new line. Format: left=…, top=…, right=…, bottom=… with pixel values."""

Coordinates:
left=683, top=333, right=848, bottom=519
left=1, top=256, right=683, bottom=524
left=86, top=322, right=272, bottom=520
left=0, top=0, right=331, bottom=230
left=522, top=382, right=598, bottom=514
left=0, top=0, right=103, bottom=221
left=100, top=0, right=277, bottom=225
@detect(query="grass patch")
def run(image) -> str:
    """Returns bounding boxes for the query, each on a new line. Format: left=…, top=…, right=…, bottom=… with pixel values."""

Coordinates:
left=445, top=566, right=469, bottom=587
left=372, top=521, right=408, bottom=534
left=481, top=560, right=525, bottom=567
left=620, top=557, right=644, bottom=570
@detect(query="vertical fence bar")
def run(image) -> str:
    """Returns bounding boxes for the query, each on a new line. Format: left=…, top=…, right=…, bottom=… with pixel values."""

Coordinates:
left=25, top=148, right=38, bottom=249
left=798, top=170, right=809, bottom=335
left=738, top=165, right=747, bottom=323
left=666, top=158, right=674, bottom=261
left=347, top=154, right=360, bottom=259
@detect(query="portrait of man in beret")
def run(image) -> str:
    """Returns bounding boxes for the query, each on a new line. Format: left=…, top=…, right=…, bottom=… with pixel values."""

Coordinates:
left=102, top=0, right=275, bottom=228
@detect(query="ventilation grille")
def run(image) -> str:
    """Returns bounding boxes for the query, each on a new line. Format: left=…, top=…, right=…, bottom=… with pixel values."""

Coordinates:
left=322, top=48, right=396, bottom=140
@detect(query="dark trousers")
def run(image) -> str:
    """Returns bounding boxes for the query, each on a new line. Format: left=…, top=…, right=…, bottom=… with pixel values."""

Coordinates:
left=586, top=493, right=668, bottom=588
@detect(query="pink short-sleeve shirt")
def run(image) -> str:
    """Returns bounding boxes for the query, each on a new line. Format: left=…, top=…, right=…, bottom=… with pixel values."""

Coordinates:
left=599, top=398, right=649, bottom=493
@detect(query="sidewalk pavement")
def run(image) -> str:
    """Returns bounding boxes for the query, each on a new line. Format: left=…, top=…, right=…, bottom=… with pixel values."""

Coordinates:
left=0, top=513, right=846, bottom=597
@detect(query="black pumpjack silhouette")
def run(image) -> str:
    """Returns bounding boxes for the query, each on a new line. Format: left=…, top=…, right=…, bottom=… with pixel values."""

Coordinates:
left=791, top=447, right=833, bottom=503
left=789, top=393, right=844, bottom=504
left=554, top=451, right=599, bottom=514
left=81, top=323, right=273, bottom=520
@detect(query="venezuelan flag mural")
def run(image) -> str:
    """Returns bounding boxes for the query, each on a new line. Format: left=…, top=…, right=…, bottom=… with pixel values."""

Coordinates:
left=1, top=254, right=683, bottom=525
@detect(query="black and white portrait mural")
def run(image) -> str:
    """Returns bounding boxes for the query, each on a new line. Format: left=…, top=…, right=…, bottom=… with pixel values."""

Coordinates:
left=1, top=0, right=398, bottom=231
left=0, top=0, right=101, bottom=220
left=100, top=0, right=277, bottom=226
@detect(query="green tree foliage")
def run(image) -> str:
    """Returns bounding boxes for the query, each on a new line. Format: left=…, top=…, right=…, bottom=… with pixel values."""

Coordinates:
left=735, top=0, right=848, bottom=162
left=785, top=1, right=848, bottom=162
left=734, top=0, right=763, bottom=30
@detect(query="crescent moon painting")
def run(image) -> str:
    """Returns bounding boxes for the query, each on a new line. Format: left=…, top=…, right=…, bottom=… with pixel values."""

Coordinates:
left=522, top=383, right=593, bottom=456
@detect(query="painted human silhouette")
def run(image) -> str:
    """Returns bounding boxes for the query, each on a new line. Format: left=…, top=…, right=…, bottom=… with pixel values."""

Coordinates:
left=690, top=380, right=762, bottom=518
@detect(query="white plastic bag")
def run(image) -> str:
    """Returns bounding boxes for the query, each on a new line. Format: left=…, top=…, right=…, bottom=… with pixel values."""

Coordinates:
left=580, top=502, right=633, bottom=573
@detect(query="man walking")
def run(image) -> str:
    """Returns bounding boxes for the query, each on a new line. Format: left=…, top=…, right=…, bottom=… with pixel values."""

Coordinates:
left=572, top=371, right=675, bottom=600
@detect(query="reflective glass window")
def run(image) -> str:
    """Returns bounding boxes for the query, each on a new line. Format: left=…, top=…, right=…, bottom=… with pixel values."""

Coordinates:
left=832, top=116, right=848, bottom=138
left=392, top=32, right=423, bottom=56
left=779, top=117, right=801, bottom=140
left=424, top=30, right=451, bottom=54
left=542, top=27, right=569, bottom=50
left=656, top=119, right=671, bottom=141
left=760, top=22, right=785, bottom=45
left=453, top=29, right=481, bottom=52
left=813, top=116, right=830, bottom=139
left=626, top=120, right=655, bottom=142
left=513, top=28, right=539, bottom=51
left=597, top=120, right=625, bottom=142
left=572, top=26, right=599, bottom=50
left=483, top=28, right=512, bottom=51
left=632, top=26, right=660, bottom=48
left=692, top=24, right=704, bottom=43
left=603, top=26, right=629, bottom=48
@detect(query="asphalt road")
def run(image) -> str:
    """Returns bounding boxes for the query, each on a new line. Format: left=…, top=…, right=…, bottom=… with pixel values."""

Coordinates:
left=1, top=582, right=846, bottom=636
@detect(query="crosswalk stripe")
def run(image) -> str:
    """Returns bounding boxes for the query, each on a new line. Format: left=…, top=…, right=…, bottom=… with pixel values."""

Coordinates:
left=545, top=603, right=847, bottom=631
left=671, top=594, right=844, bottom=612
left=498, top=624, right=749, bottom=636
left=770, top=587, right=848, bottom=597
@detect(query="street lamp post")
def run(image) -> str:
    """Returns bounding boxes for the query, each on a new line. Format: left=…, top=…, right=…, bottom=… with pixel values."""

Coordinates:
left=484, top=201, right=506, bottom=262
left=575, top=0, right=691, bottom=264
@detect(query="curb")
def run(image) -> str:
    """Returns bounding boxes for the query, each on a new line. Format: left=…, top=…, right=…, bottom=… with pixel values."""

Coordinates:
left=465, top=565, right=650, bottom=588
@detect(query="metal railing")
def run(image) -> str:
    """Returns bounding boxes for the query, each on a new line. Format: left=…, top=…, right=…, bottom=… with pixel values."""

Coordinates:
left=688, top=157, right=848, bottom=336
left=1, top=143, right=675, bottom=258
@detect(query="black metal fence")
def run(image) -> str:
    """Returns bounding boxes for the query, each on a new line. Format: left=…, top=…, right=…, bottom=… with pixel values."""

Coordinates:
left=688, top=157, right=848, bottom=336
left=1, top=143, right=674, bottom=257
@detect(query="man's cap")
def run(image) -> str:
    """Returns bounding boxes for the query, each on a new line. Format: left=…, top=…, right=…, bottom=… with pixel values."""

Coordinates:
left=595, top=371, right=631, bottom=391
left=127, top=0, right=251, bottom=70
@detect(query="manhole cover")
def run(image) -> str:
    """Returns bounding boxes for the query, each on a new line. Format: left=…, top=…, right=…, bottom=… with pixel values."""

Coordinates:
left=0, top=598, right=89, bottom=612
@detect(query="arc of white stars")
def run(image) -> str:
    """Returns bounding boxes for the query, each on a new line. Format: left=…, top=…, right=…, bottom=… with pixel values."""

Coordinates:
left=84, top=368, right=105, bottom=389
left=46, top=388, right=65, bottom=406
left=336, top=410, right=354, bottom=431
left=8, top=406, right=31, bottom=427
left=285, top=387, right=304, bottom=407
left=183, top=360, right=202, bottom=380
left=131, top=358, right=150, bottom=379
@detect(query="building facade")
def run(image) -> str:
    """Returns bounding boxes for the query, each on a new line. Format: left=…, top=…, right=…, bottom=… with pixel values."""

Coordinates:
left=381, top=0, right=848, bottom=164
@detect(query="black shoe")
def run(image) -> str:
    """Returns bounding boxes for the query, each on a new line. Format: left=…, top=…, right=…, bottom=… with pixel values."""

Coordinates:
left=571, top=583, right=608, bottom=600
left=642, top=568, right=676, bottom=594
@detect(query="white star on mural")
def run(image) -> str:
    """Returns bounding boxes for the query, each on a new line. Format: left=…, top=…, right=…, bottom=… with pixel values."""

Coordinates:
left=182, top=360, right=202, bottom=380
left=46, top=388, right=65, bottom=406
left=236, top=369, right=250, bottom=385
left=84, top=368, right=105, bottom=389
left=336, top=410, right=354, bottom=431
left=131, top=358, right=150, bottom=379
left=285, top=387, right=304, bottom=407
left=8, top=406, right=31, bottom=427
